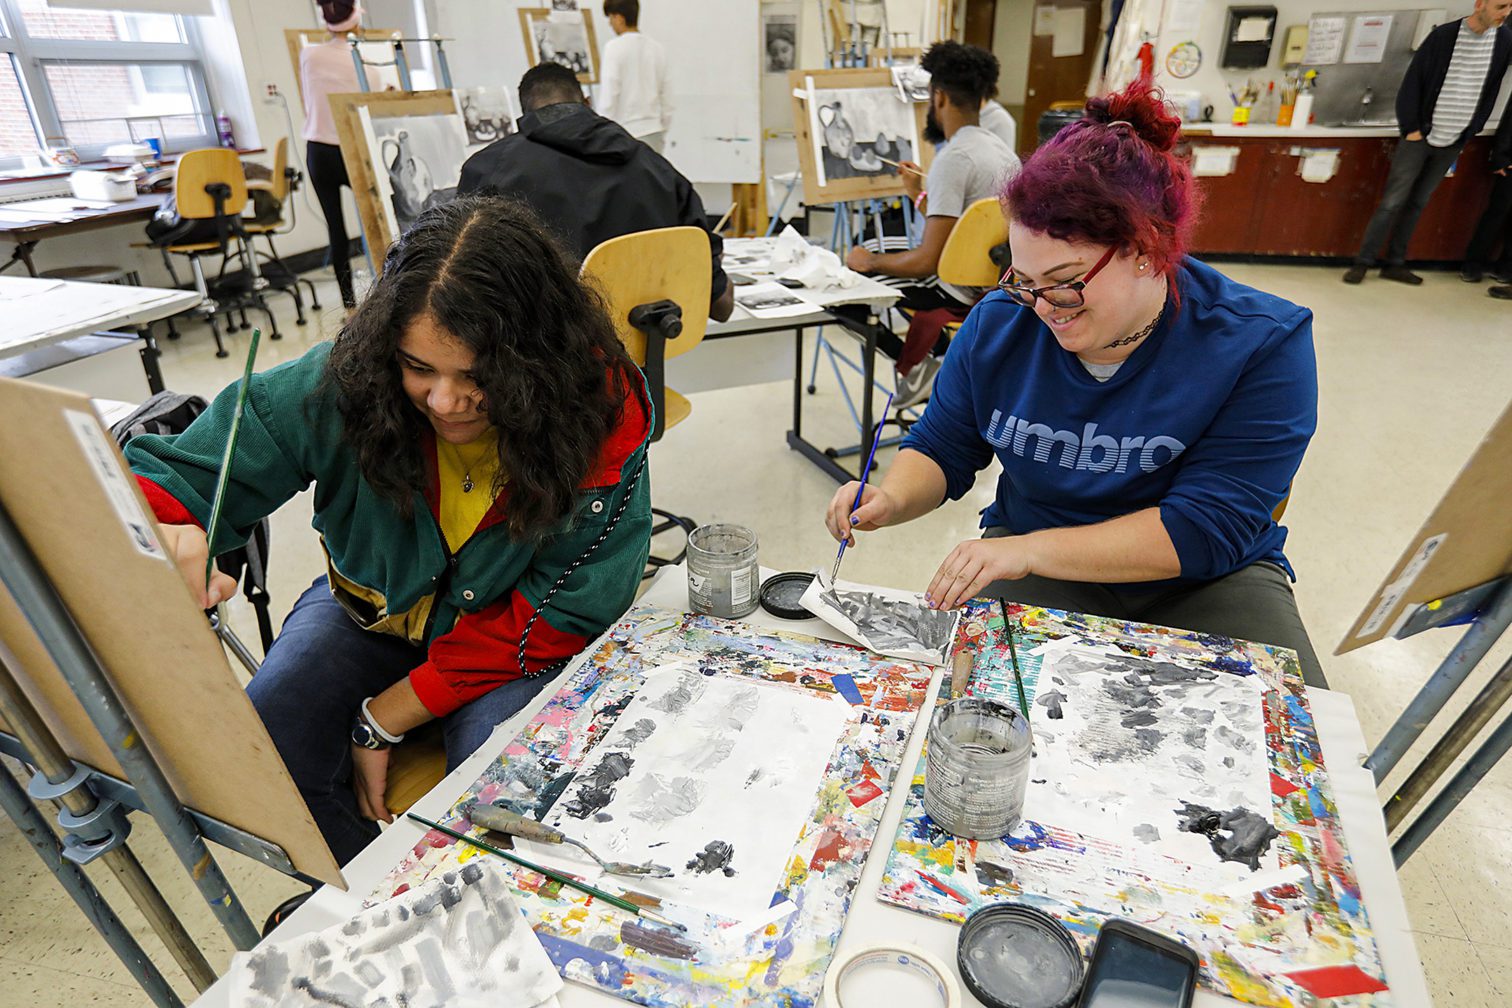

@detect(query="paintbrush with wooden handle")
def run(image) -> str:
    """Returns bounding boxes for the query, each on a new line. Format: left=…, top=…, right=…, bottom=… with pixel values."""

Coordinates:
left=469, top=802, right=672, bottom=878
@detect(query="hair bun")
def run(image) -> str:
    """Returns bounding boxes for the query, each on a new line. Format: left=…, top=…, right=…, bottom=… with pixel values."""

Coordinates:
left=321, top=1, right=356, bottom=24
left=1084, top=75, right=1180, bottom=153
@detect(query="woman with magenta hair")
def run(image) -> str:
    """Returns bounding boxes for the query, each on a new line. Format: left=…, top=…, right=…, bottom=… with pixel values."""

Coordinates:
left=824, top=77, right=1325, bottom=687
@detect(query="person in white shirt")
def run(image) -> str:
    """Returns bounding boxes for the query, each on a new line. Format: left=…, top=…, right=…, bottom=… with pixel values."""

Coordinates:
left=980, top=97, right=1017, bottom=153
left=598, top=0, right=672, bottom=153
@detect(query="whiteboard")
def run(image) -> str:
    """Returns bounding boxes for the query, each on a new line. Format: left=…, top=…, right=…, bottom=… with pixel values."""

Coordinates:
left=642, top=0, right=762, bottom=184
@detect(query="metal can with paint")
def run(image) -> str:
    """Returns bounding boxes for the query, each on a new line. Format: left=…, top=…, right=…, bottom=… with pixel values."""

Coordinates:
left=686, top=523, right=760, bottom=618
left=924, top=698, right=1032, bottom=839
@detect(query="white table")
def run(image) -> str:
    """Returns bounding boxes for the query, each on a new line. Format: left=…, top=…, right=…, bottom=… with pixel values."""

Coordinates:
left=0, top=275, right=198, bottom=395
left=194, top=566, right=1431, bottom=1008
left=711, top=238, right=903, bottom=483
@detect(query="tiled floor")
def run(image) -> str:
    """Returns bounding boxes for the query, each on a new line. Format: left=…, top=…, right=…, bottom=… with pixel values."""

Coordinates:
left=2, top=261, right=1510, bottom=1005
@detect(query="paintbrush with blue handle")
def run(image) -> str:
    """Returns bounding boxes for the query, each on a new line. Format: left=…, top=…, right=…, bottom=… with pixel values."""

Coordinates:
left=831, top=391, right=894, bottom=585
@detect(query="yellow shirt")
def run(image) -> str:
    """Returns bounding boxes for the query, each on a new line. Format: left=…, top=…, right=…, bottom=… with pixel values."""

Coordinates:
left=435, top=428, right=501, bottom=552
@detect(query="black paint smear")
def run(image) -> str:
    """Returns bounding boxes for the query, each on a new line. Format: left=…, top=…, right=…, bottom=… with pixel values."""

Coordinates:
left=563, top=752, right=635, bottom=820
left=687, top=840, right=737, bottom=877
left=976, top=861, right=1015, bottom=888
left=1175, top=801, right=1280, bottom=871
left=594, top=812, right=613, bottom=822
left=1134, top=728, right=1162, bottom=750
left=1182, top=725, right=1208, bottom=749
left=1036, top=689, right=1067, bottom=719
left=1123, top=709, right=1159, bottom=728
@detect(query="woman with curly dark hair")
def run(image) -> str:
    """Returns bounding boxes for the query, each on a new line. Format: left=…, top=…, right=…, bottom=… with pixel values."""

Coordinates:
left=127, top=195, right=653, bottom=863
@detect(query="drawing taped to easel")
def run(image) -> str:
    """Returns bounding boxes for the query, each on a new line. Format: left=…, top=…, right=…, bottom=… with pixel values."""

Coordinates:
left=764, top=14, right=796, bottom=73
left=364, top=112, right=468, bottom=240
left=459, top=87, right=516, bottom=149
left=809, top=85, right=917, bottom=184
left=521, top=8, right=599, bottom=83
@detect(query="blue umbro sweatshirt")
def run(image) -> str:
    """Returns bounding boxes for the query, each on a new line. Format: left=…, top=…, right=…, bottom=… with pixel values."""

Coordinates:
left=900, top=257, right=1317, bottom=583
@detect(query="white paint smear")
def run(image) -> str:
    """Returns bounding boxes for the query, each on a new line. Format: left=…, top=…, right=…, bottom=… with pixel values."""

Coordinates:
left=534, top=668, right=853, bottom=923
left=1022, top=644, right=1276, bottom=880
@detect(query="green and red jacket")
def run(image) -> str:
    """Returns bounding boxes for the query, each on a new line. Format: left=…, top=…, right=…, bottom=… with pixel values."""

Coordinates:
left=126, top=342, right=653, bottom=717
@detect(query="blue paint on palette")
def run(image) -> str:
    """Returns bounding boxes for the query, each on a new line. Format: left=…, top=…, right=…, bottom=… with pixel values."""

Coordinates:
left=830, top=673, right=864, bottom=705
left=535, top=931, right=629, bottom=987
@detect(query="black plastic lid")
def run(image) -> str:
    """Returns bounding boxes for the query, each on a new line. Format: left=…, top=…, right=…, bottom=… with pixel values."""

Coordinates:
left=957, top=903, right=1084, bottom=1008
left=759, top=571, right=816, bottom=620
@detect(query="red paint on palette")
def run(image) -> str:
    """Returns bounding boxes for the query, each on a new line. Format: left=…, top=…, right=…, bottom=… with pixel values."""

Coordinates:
left=1284, top=965, right=1388, bottom=998
left=846, top=778, right=883, bottom=807
left=1270, top=772, right=1299, bottom=797
left=809, top=827, right=846, bottom=870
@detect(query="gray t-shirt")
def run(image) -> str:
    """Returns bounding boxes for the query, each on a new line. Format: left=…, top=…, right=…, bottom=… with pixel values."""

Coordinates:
left=926, top=125, right=1020, bottom=220
left=979, top=100, right=1018, bottom=151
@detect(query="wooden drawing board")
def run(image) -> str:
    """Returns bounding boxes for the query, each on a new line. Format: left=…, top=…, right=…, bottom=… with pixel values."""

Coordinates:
left=283, top=27, right=400, bottom=104
left=0, top=377, right=342, bottom=888
left=789, top=67, right=933, bottom=206
left=329, top=89, right=458, bottom=266
left=1339, top=398, right=1512, bottom=653
left=518, top=7, right=600, bottom=85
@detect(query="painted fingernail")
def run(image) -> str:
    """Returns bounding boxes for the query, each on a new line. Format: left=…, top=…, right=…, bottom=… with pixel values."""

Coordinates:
left=850, top=516, right=859, bottom=525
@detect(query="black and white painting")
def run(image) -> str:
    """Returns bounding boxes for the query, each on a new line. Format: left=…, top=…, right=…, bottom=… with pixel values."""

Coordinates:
left=891, top=62, right=932, bottom=102
left=732, top=280, right=815, bottom=318
left=526, top=10, right=598, bottom=80
left=1024, top=640, right=1276, bottom=879
left=551, top=0, right=578, bottom=9
left=459, top=87, right=516, bottom=149
left=763, top=14, right=796, bottom=73
left=806, top=84, right=918, bottom=188
left=227, top=863, right=562, bottom=1007
left=362, top=110, right=469, bottom=240
left=801, top=571, right=960, bottom=666
left=528, top=666, right=852, bottom=923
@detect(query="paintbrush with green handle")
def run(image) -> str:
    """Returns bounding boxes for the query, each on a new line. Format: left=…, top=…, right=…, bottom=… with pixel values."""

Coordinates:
left=998, top=598, right=1030, bottom=720
left=469, top=802, right=673, bottom=878
left=406, top=813, right=687, bottom=931
left=203, top=328, right=261, bottom=595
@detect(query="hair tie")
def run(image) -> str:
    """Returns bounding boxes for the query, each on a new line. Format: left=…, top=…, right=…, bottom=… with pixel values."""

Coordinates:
left=1108, top=120, right=1133, bottom=128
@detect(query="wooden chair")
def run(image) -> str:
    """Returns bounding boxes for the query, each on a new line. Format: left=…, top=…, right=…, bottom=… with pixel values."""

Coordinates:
left=583, top=226, right=712, bottom=573
left=244, top=138, right=323, bottom=316
left=147, top=148, right=282, bottom=357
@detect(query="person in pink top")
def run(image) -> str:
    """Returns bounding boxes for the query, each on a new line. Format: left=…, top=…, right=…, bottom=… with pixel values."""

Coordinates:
left=300, top=1, right=380, bottom=309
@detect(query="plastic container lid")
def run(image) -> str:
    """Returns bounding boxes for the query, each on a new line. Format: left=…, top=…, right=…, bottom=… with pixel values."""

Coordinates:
left=956, top=903, right=1084, bottom=1008
left=759, top=571, right=815, bottom=620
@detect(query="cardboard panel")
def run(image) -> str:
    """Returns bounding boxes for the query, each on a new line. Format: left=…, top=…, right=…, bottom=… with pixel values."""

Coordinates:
left=1339, top=400, right=1512, bottom=653
left=0, top=376, right=342, bottom=887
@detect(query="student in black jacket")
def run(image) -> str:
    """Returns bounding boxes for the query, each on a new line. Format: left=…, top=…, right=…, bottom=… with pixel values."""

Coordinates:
left=1462, top=107, right=1512, bottom=287
left=457, top=62, right=733, bottom=321
left=1344, top=1, right=1512, bottom=286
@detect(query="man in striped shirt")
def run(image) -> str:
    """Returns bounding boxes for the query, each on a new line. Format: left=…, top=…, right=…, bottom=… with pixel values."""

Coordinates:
left=1345, top=0, right=1512, bottom=286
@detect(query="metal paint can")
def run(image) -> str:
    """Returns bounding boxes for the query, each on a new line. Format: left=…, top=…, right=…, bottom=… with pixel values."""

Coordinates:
left=686, top=524, right=760, bottom=618
left=924, top=698, right=1032, bottom=839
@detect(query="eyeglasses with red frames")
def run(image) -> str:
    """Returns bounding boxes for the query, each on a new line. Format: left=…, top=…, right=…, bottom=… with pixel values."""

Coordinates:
left=996, top=246, right=1118, bottom=309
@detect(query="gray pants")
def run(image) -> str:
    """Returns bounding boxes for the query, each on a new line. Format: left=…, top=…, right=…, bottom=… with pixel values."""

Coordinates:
left=1355, top=138, right=1463, bottom=267
left=981, top=528, right=1326, bottom=688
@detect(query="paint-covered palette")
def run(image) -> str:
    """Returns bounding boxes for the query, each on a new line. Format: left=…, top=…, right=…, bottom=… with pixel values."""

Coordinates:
left=372, top=606, right=932, bottom=1007
left=878, top=601, right=1392, bottom=1007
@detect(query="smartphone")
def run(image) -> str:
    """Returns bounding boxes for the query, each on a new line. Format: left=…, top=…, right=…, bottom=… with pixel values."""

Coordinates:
left=1076, top=919, right=1199, bottom=1008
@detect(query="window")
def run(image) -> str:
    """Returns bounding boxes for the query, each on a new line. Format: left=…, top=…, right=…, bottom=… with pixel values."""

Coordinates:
left=0, top=0, right=215, bottom=164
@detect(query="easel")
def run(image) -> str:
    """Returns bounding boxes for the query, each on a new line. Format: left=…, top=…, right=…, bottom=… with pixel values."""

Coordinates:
left=1337, top=399, right=1512, bottom=865
left=0, top=378, right=341, bottom=1004
left=347, top=33, right=456, bottom=93
left=787, top=59, right=932, bottom=478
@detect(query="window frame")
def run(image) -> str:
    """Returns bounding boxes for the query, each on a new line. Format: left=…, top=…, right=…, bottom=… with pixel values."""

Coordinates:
left=0, top=0, right=218, bottom=167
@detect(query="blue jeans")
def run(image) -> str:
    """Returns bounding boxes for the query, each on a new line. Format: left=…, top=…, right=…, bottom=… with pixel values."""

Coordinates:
left=246, top=577, right=554, bottom=865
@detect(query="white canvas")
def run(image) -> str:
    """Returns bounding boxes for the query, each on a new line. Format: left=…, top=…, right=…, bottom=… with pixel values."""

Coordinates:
left=800, top=570, right=961, bottom=666
left=804, top=79, right=919, bottom=189
left=528, top=666, right=853, bottom=924
left=1021, top=640, right=1277, bottom=881
left=361, top=109, right=469, bottom=240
